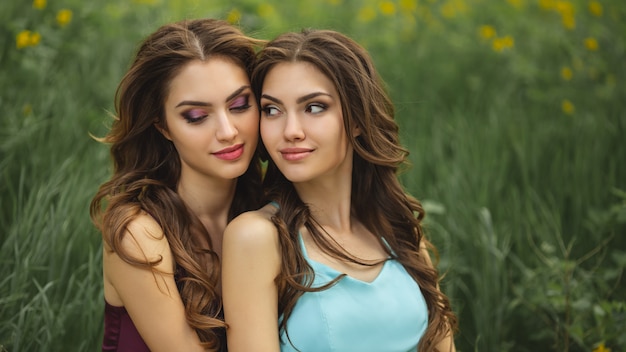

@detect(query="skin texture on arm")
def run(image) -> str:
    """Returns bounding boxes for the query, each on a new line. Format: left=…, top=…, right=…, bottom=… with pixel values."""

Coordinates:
left=419, top=241, right=457, bottom=352
left=222, top=209, right=282, bottom=352
left=103, top=213, right=205, bottom=352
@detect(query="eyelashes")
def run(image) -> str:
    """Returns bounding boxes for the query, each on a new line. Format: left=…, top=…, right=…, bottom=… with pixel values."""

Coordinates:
left=229, top=95, right=251, bottom=111
left=182, top=109, right=207, bottom=123
left=262, top=105, right=281, bottom=117
left=180, top=94, right=252, bottom=124
left=261, top=102, right=327, bottom=117
left=306, top=103, right=326, bottom=114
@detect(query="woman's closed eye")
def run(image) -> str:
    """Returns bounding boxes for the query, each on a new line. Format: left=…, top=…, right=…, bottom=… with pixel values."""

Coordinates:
left=229, top=95, right=251, bottom=112
left=182, top=109, right=208, bottom=124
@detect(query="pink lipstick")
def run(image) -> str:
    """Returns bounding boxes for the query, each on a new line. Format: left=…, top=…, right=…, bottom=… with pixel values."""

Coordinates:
left=213, top=143, right=244, bottom=160
left=280, top=147, right=313, bottom=161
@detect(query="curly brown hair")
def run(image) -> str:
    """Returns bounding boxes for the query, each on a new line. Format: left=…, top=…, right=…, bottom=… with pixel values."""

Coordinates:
left=252, top=29, right=457, bottom=351
left=90, top=18, right=263, bottom=350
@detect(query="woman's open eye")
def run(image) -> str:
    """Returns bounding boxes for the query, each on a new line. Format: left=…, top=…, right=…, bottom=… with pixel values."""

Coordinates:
left=306, top=103, right=326, bottom=114
left=262, top=104, right=281, bottom=117
left=229, top=95, right=251, bottom=112
left=181, top=109, right=208, bottom=124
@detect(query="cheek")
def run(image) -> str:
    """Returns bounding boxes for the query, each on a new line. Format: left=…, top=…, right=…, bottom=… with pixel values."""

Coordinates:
left=260, top=121, right=276, bottom=144
left=317, top=121, right=344, bottom=140
left=239, top=113, right=260, bottom=135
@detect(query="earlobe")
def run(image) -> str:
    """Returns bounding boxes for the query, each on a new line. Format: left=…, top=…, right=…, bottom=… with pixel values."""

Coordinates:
left=353, top=125, right=362, bottom=137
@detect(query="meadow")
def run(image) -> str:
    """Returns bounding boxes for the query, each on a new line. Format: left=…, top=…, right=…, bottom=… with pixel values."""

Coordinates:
left=1, top=0, right=624, bottom=351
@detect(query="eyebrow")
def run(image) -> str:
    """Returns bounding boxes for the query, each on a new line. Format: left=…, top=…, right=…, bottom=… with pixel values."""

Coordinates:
left=175, top=85, right=250, bottom=108
left=261, top=92, right=332, bottom=105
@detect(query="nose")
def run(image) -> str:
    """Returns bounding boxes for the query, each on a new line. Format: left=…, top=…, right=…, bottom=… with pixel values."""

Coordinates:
left=283, top=114, right=305, bottom=141
left=216, top=112, right=238, bottom=141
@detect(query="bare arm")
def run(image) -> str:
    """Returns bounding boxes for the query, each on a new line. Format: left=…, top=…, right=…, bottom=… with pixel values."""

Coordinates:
left=222, top=211, right=282, bottom=352
left=103, top=213, right=206, bottom=352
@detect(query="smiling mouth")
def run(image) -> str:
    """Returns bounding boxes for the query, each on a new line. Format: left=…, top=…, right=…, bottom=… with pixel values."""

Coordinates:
left=280, top=148, right=312, bottom=161
left=213, top=143, right=244, bottom=160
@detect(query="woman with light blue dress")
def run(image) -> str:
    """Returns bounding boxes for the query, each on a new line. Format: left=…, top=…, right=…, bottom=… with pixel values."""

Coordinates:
left=222, top=28, right=457, bottom=352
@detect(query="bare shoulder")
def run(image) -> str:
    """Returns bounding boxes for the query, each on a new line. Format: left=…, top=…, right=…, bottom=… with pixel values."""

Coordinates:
left=223, top=203, right=279, bottom=255
left=103, top=212, right=175, bottom=305
left=114, top=212, right=171, bottom=264
left=225, top=204, right=278, bottom=241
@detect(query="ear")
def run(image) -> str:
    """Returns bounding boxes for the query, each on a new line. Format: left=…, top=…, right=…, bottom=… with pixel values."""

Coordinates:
left=352, top=125, right=362, bottom=137
left=154, top=121, right=172, bottom=141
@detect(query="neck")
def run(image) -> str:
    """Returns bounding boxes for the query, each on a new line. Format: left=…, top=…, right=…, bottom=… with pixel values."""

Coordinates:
left=177, top=174, right=237, bottom=257
left=295, top=175, right=353, bottom=233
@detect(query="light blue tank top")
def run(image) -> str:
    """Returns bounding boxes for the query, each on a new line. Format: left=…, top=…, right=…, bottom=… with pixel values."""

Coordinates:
left=279, top=234, right=428, bottom=352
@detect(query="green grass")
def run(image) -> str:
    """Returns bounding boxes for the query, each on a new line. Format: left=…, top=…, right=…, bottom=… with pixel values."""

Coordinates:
left=1, top=0, right=624, bottom=351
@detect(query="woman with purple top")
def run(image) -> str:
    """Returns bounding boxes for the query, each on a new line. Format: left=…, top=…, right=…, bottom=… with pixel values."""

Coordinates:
left=90, top=18, right=263, bottom=351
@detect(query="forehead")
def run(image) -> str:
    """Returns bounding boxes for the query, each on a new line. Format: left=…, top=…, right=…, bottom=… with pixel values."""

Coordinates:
left=262, top=61, right=337, bottom=97
left=166, top=57, right=249, bottom=103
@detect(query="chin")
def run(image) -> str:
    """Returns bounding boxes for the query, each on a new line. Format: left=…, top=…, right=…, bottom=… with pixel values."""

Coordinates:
left=219, top=164, right=250, bottom=180
left=281, top=173, right=312, bottom=184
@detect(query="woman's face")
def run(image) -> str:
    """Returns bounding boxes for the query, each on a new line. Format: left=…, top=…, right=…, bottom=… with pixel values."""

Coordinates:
left=259, top=61, right=353, bottom=184
left=161, top=57, right=259, bottom=183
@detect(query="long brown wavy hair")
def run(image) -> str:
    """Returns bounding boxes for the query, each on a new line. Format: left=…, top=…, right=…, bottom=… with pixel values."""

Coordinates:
left=252, top=29, right=457, bottom=351
left=90, top=19, right=263, bottom=350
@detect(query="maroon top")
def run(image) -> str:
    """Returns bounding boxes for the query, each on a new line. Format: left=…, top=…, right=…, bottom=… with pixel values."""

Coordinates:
left=102, top=301, right=150, bottom=352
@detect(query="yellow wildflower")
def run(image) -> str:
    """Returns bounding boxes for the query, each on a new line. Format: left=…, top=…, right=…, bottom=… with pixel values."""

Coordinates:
left=226, top=8, right=241, bottom=24
left=588, top=1, right=602, bottom=17
left=33, top=0, right=46, bottom=10
left=593, top=342, right=611, bottom=352
left=441, top=3, right=455, bottom=18
left=257, top=4, right=275, bottom=18
left=502, top=36, right=514, bottom=47
left=552, top=0, right=575, bottom=29
left=358, top=6, right=377, bottom=22
left=29, top=32, right=41, bottom=46
left=561, top=99, right=574, bottom=114
left=492, top=35, right=514, bottom=52
left=555, top=0, right=574, bottom=16
left=16, top=30, right=32, bottom=49
left=56, top=9, right=73, bottom=27
left=561, top=66, right=573, bottom=81
left=479, top=25, right=496, bottom=40
left=440, top=0, right=467, bottom=18
left=562, top=13, right=575, bottom=30
left=539, top=0, right=555, bottom=10
left=584, top=37, right=599, bottom=51
left=379, top=1, right=396, bottom=16
left=441, top=1, right=458, bottom=18
left=400, top=0, right=417, bottom=12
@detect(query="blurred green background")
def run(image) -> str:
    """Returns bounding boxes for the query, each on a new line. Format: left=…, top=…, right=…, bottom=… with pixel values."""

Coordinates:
left=1, top=0, right=624, bottom=351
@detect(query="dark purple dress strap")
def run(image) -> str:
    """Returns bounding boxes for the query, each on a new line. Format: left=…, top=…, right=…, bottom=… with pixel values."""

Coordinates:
left=102, top=300, right=150, bottom=352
